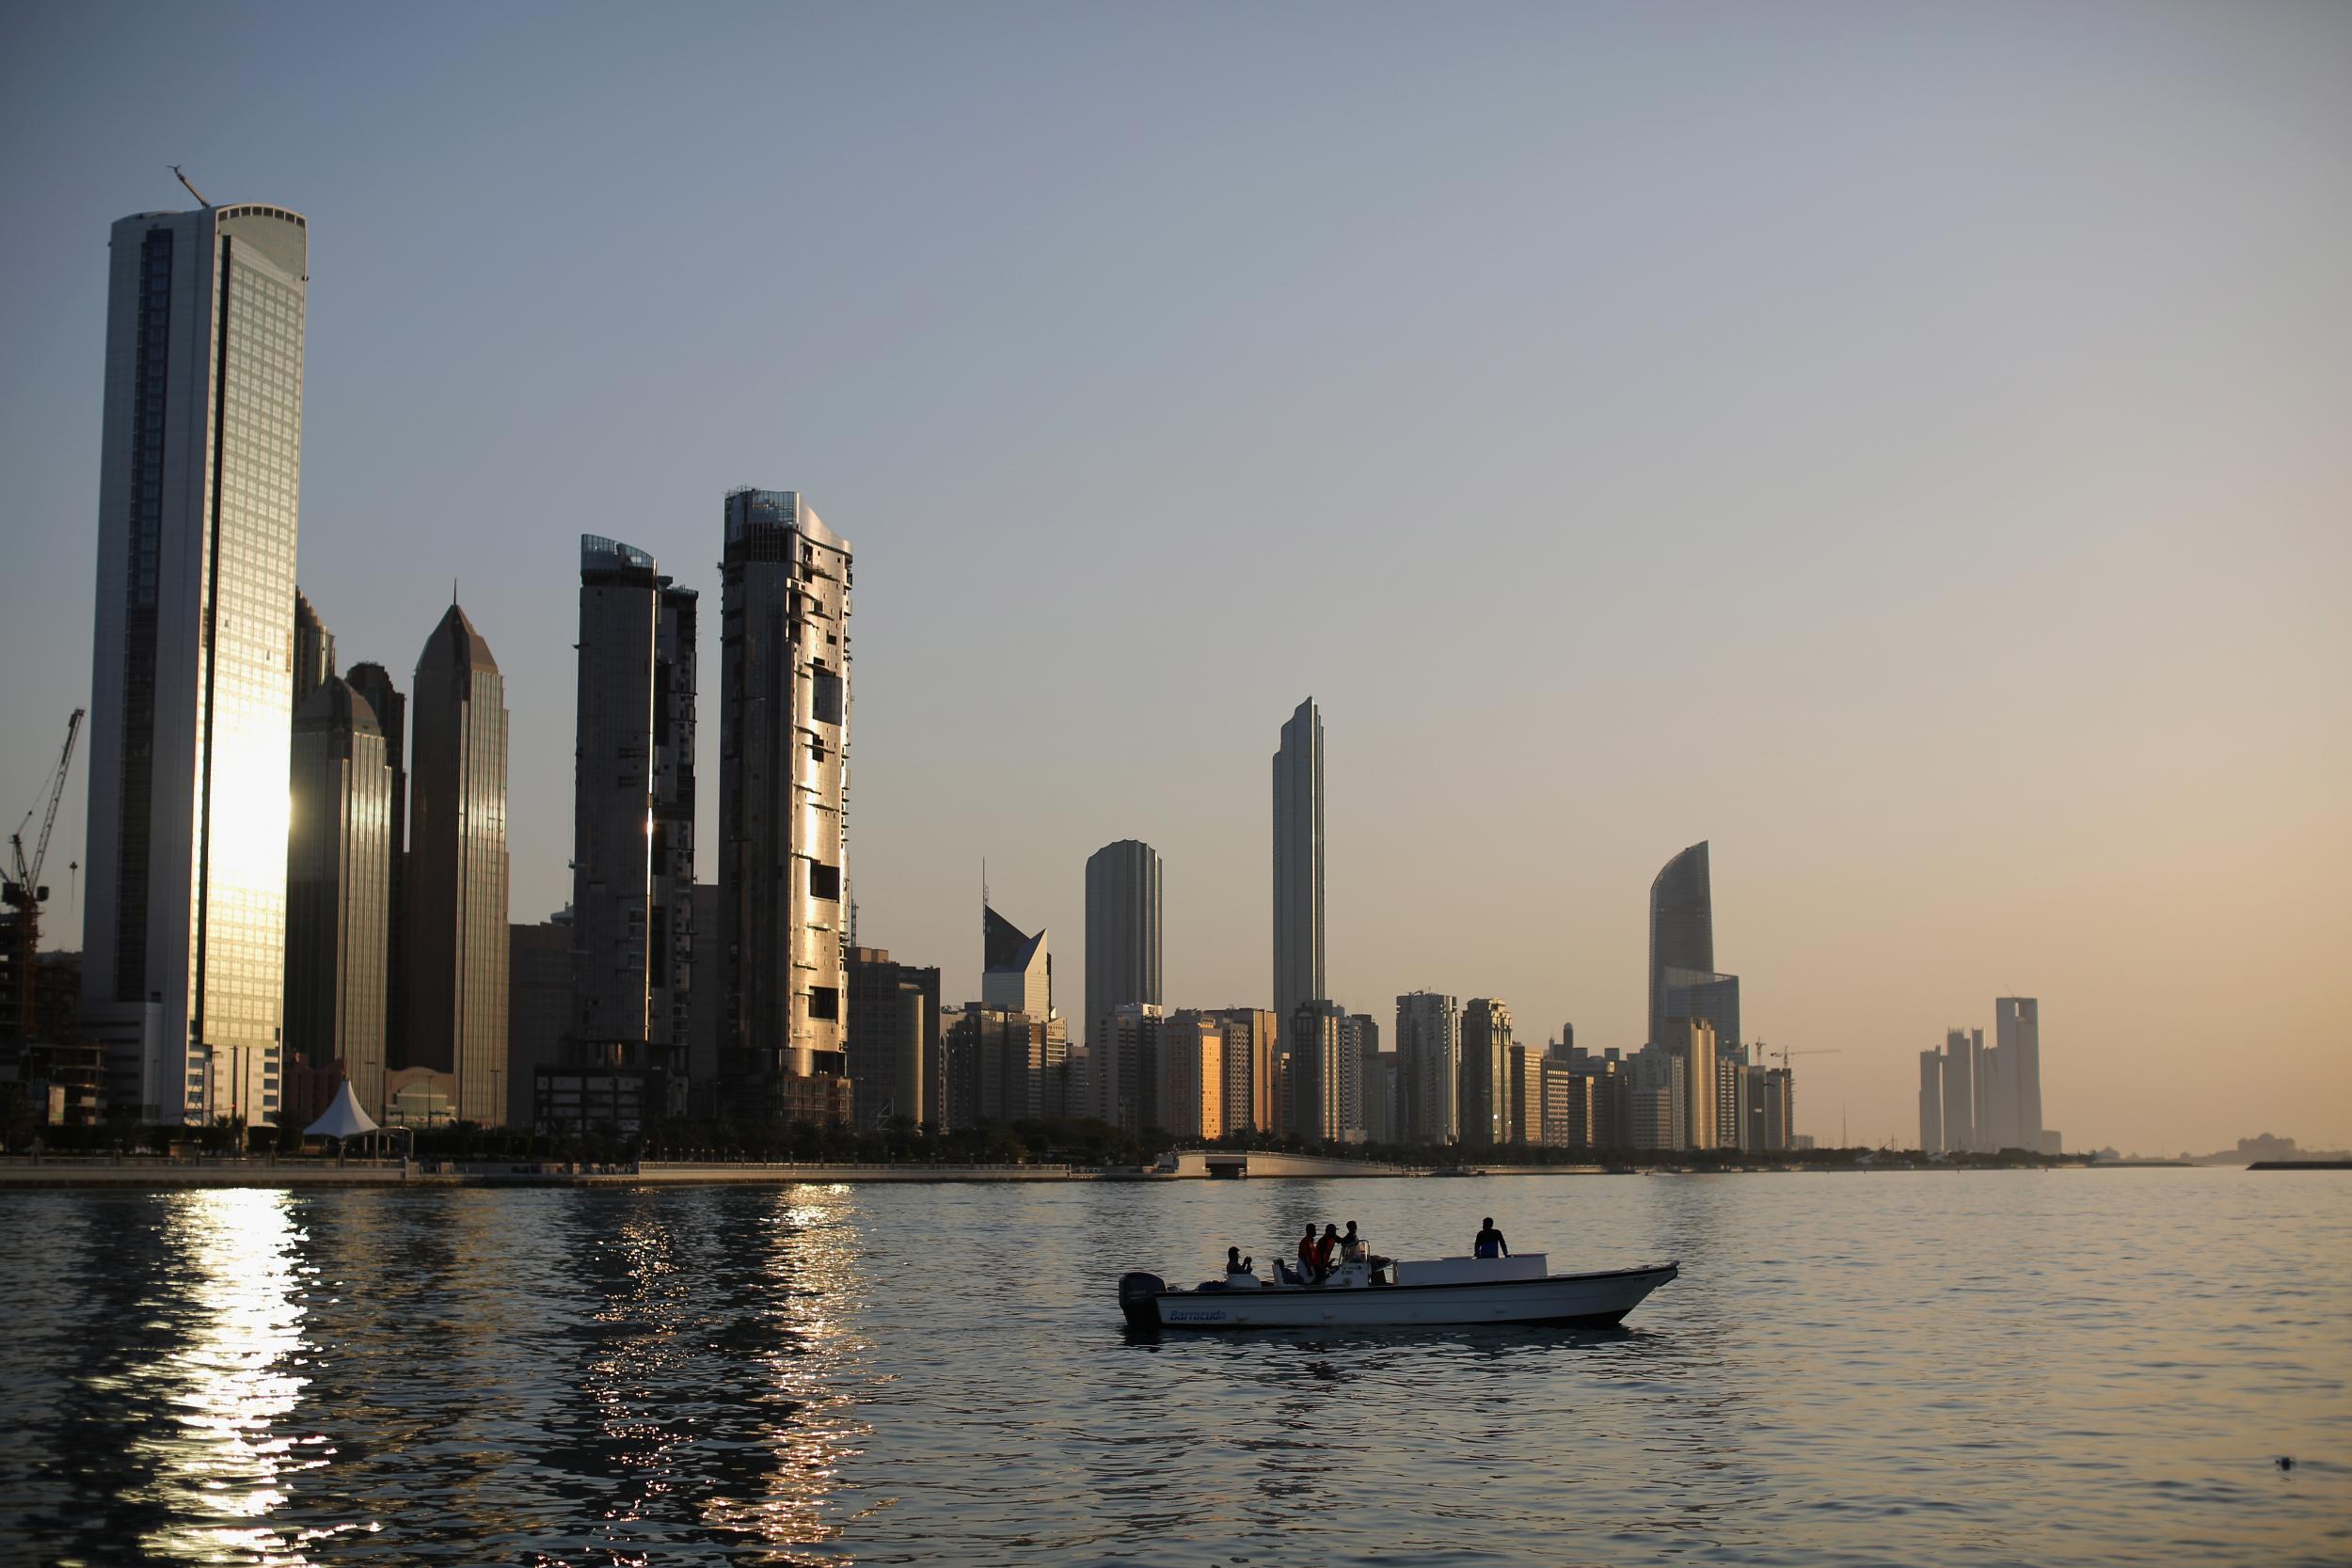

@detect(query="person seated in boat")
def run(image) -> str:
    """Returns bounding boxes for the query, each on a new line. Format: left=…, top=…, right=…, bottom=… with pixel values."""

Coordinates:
left=1296, top=1225, right=1323, bottom=1285
left=1226, top=1246, right=1254, bottom=1275
left=1314, top=1224, right=1343, bottom=1281
left=1473, top=1217, right=1510, bottom=1259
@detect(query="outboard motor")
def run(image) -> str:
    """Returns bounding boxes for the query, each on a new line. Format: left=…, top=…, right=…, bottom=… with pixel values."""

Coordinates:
left=1118, top=1272, right=1166, bottom=1330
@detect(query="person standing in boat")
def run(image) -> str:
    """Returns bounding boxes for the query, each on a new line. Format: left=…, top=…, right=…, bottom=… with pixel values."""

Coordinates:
left=1314, top=1224, right=1343, bottom=1280
left=1296, top=1225, right=1323, bottom=1284
left=1473, top=1217, right=1510, bottom=1259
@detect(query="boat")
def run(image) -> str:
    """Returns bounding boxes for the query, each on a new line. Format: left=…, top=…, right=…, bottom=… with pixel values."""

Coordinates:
left=1118, top=1252, right=1677, bottom=1331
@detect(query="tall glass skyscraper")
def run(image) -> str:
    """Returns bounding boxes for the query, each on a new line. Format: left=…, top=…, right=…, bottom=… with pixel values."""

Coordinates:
left=1084, top=838, right=1161, bottom=1047
left=1272, top=698, right=1325, bottom=1024
left=1646, top=841, right=1713, bottom=1049
left=717, top=489, right=851, bottom=1117
left=82, top=201, right=308, bottom=1125
left=405, top=603, right=510, bottom=1123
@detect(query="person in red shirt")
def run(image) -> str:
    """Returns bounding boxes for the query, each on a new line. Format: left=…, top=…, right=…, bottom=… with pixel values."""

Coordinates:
left=1296, top=1225, right=1321, bottom=1285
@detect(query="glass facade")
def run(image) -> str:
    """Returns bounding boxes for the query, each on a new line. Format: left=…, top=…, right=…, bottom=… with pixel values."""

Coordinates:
left=1271, top=698, right=1325, bottom=1026
left=84, top=203, right=306, bottom=1123
left=1647, top=841, right=1714, bottom=1050
left=405, top=605, right=509, bottom=1123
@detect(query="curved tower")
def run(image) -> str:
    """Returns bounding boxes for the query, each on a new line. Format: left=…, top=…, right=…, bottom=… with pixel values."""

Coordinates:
left=1646, top=841, right=1713, bottom=1049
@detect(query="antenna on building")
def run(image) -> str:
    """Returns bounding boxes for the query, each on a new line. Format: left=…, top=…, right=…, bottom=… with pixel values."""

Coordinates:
left=170, top=166, right=212, bottom=208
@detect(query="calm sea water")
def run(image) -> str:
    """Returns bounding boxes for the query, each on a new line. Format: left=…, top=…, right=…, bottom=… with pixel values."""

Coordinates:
left=0, top=1169, right=2344, bottom=1566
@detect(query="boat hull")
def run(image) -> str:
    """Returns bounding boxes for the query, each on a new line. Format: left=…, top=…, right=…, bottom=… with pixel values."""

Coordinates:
left=1120, top=1262, right=1677, bottom=1331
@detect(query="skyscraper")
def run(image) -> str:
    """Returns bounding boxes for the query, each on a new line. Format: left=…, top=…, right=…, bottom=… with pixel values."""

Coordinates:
left=1996, top=997, right=2042, bottom=1152
left=344, top=661, right=407, bottom=1066
left=1917, top=1047, right=1945, bottom=1154
left=1288, top=1000, right=1346, bottom=1143
left=1647, top=841, right=1713, bottom=1049
left=984, top=903, right=1052, bottom=1022
left=82, top=199, right=309, bottom=1125
left=1939, top=1027, right=1980, bottom=1151
left=1460, top=998, right=1514, bottom=1146
left=570, top=535, right=697, bottom=1112
left=405, top=603, right=510, bottom=1123
left=283, top=677, right=390, bottom=1114
left=1396, top=990, right=1459, bottom=1146
left=1085, top=839, right=1161, bottom=1049
left=717, top=489, right=852, bottom=1120
left=1272, top=698, right=1325, bottom=1024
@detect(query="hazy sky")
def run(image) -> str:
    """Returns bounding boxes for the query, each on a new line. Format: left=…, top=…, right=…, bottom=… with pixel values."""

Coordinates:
left=4, top=3, right=2346, bottom=1155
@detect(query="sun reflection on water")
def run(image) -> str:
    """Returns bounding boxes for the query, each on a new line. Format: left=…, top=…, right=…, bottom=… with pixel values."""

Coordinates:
left=113, top=1189, right=322, bottom=1565
left=699, top=1183, right=877, bottom=1564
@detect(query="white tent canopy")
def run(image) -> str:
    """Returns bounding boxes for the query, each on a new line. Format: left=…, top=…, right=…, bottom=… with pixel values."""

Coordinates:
left=306, top=1080, right=381, bottom=1140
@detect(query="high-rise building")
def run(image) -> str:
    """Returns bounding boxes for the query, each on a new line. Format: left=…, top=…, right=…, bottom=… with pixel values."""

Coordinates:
left=344, top=661, right=408, bottom=1067
left=1396, top=991, right=1459, bottom=1146
left=1208, top=1006, right=1279, bottom=1136
left=283, top=678, right=389, bottom=1115
left=82, top=200, right=309, bottom=1125
left=984, top=903, right=1052, bottom=1022
left=1288, top=1000, right=1347, bottom=1143
left=1271, top=698, right=1325, bottom=1025
left=1659, top=1016, right=1719, bottom=1149
left=717, top=489, right=851, bottom=1118
left=1647, top=841, right=1713, bottom=1049
left=1095, top=1002, right=1165, bottom=1132
left=1460, top=998, right=1513, bottom=1146
left=1540, top=1060, right=1592, bottom=1148
left=1996, top=997, right=2042, bottom=1153
left=846, top=946, right=941, bottom=1131
left=1918, top=1048, right=1945, bottom=1153
left=1158, top=1013, right=1223, bottom=1140
left=570, top=536, right=697, bottom=1113
left=294, top=590, right=336, bottom=706
left=1504, top=1043, right=1545, bottom=1145
left=945, top=1004, right=1052, bottom=1128
left=1940, top=1027, right=1981, bottom=1151
left=405, top=603, right=510, bottom=1123
left=508, top=914, right=570, bottom=1129
left=1084, top=840, right=1160, bottom=1052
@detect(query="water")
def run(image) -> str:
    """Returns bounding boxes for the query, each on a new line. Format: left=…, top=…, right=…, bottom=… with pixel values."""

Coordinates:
left=0, top=1169, right=2344, bottom=1566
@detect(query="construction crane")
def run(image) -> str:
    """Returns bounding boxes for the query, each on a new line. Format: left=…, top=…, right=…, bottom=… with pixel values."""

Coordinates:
left=1753, top=1041, right=1842, bottom=1071
left=4, top=708, right=85, bottom=1040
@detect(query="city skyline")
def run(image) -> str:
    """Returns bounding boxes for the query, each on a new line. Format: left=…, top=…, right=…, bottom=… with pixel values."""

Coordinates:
left=4, top=7, right=2348, bottom=1152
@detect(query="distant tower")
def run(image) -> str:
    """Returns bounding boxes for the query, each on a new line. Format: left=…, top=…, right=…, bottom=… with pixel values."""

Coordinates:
left=81, top=198, right=309, bottom=1125
left=1996, top=997, right=2042, bottom=1151
left=1272, top=698, right=1325, bottom=1022
left=405, top=602, right=510, bottom=1122
left=717, top=489, right=851, bottom=1119
left=284, top=677, right=390, bottom=1113
left=1647, top=842, right=1713, bottom=1049
left=1085, top=839, right=1161, bottom=1047
left=1460, top=998, right=1514, bottom=1146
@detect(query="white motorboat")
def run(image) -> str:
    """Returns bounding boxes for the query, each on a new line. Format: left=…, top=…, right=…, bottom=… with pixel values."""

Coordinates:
left=1118, top=1252, right=1677, bottom=1331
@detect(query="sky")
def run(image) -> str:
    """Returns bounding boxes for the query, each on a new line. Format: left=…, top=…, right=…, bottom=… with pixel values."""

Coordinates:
left=3, top=2, right=2347, bottom=1155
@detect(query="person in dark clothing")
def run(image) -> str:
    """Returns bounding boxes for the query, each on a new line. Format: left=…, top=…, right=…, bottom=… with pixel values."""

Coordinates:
left=1314, top=1224, right=1342, bottom=1278
left=1473, top=1217, right=1510, bottom=1259
left=1226, top=1246, right=1253, bottom=1275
